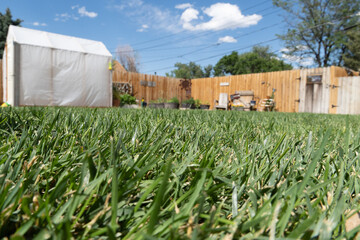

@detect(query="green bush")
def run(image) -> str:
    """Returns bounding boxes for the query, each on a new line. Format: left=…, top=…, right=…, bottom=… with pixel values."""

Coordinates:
left=156, top=98, right=165, bottom=103
left=194, top=99, right=201, bottom=108
left=182, top=97, right=195, bottom=105
left=167, top=97, right=179, bottom=104
left=119, top=94, right=136, bottom=106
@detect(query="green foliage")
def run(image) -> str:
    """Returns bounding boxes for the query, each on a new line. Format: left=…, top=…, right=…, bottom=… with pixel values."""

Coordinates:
left=214, top=46, right=292, bottom=76
left=150, top=98, right=165, bottom=104
left=214, top=51, right=239, bottom=76
left=203, top=64, right=213, bottom=78
left=0, top=8, right=22, bottom=58
left=119, top=94, right=136, bottom=106
left=182, top=97, right=195, bottom=105
left=194, top=99, right=201, bottom=108
left=156, top=98, right=165, bottom=103
left=166, top=62, right=213, bottom=79
left=273, top=0, right=360, bottom=67
left=1, top=107, right=360, bottom=238
left=343, top=27, right=360, bottom=71
left=167, top=97, right=179, bottom=104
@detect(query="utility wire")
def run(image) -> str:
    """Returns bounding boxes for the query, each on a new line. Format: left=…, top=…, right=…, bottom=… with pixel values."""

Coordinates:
left=140, top=22, right=282, bottom=64
left=128, top=0, right=272, bottom=48
left=112, top=9, right=281, bottom=55
left=116, top=8, right=283, bottom=57
left=143, top=14, right=360, bottom=74
left=144, top=38, right=279, bottom=73
left=113, top=4, right=278, bottom=54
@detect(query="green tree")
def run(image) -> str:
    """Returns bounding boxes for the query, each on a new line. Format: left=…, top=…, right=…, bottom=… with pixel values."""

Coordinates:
left=167, top=62, right=213, bottom=79
left=213, top=51, right=239, bottom=76
left=0, top=8, right=22, bottom=58
left=214, top=46, right=292, bottom=76
left=343, top=27, right=360, bottom=71
left=273, top=0, right=360, bottom=67
left=203, top=64, right=213, bottom=78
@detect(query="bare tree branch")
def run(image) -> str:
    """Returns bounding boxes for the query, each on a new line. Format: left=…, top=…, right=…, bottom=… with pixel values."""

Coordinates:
left=115, top=45, right=140, bottom=73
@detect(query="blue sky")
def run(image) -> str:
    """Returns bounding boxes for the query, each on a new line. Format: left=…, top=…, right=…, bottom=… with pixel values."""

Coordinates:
left=1, top=0, right=297, bottom=76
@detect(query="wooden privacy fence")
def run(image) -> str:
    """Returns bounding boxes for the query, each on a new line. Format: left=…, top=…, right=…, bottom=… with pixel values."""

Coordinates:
left=191, top=66, right=351, bottom=113
left=298, top=66, right=348, bottom=114
left=191, top=69, right=301, bottom=112
left=337, top=76, right=360, bottom=114
left=112, top=70, right=187, bottom=103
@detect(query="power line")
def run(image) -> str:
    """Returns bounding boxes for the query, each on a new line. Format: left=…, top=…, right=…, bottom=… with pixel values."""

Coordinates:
left=112, top=4, right=280, bottom=55
left=143, top=14, right=360, bottom=74
left=144, top=38, right=279, bottom=74
left=111, top=7, right=284, bottom=57
left=139, top=22, right=282, bottom=65
left=128, top=1, right=272, bottom=48
left=113, top=10, right=282, bottom=55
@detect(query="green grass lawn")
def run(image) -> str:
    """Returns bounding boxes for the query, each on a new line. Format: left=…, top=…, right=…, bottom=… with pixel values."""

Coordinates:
left=1, top=107, right=360, bottom=239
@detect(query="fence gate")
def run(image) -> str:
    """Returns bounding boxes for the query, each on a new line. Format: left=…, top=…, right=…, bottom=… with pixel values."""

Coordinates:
left=337, top=77, right=360, bottom=114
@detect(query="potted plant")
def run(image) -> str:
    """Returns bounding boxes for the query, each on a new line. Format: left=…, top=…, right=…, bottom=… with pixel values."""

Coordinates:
left=231, top=103, right=245, bottom=111
left=148, top=100, right=157, bottom=109
left=149, top=98, right=165, bottom=109
left=155, top=98, right=165, bottom=108
left=119, top=94, right=138, bottom=108
left=194, top=99, right=201, bottom=109
left=200, top=101, right=210, bottom=110
left=164, top=97, right=179, bottom=109
left=180, top=97, right=195, bottom=109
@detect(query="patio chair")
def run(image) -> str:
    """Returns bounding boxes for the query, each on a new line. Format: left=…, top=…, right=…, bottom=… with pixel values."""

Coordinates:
left=214, top=93, right=229, bottom=110
left=234, top=91, right=254, bottom=111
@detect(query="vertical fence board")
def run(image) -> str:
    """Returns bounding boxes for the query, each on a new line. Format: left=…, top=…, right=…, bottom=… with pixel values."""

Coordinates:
left=191, top=69, right=302, bottom=112
left=112, top=70, right=187, bottom=104
left=337, top=77, right=360, bottom=114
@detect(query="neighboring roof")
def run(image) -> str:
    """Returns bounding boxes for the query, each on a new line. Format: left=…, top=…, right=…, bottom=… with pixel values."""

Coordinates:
left=113, top=60, right=127, bottom=72
left=7, top=25, right=112, bottom=57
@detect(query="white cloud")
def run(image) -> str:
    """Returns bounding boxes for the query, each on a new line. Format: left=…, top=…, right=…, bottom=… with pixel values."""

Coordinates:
left=114, top=0, right=143, bottom=11
left=55, top=5, right=98, bottom=22
left=33, top=22, right=47, bottom=27
left=55, top=13, right=79, bottom=22
left=137, top=24, right=149, bottom=32
left=175, top=3, right=193, bottom=10
left=180, top=3, right=262, bottom=31
left=218, top=36, right=237, bottom=43
left=111, top=1, right=180, bottom=33
left=281, top=47, right=314, bottom=67
left=181, top=8, right=199, bottom=22
left=77, top=6, right=98, bottom=18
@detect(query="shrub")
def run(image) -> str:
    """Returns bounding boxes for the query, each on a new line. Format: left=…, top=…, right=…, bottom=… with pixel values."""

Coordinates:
left=182, top=97, right=195, bottom=105
left=119, top=94, right=136, bottom=106
left=156, top=98, right=165, bottom=103
left=194, top=99, right=201, bottom=108
left=167, top=97, right=179, bottom=104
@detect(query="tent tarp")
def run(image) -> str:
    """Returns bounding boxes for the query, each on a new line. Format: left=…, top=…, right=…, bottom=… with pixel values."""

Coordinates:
left=4, top=26, right=112, bottom=107
left=8, top=25, right=112, bottom=57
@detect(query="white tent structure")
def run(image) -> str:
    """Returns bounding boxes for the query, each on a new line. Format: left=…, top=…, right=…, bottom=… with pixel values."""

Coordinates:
left=2, top=25, right=112, bottom=107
